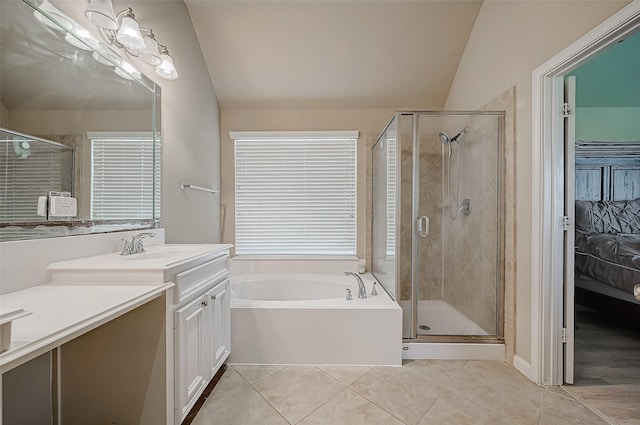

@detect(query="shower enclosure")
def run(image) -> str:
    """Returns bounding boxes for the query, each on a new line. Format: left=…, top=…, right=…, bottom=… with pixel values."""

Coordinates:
left=371, top=112, right=504, bottom=341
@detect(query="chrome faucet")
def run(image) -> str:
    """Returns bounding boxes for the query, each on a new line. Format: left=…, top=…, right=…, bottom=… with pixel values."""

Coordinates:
left=345, top=272, right=367, bottom=299
left=121, top=232, right=156, bottom=255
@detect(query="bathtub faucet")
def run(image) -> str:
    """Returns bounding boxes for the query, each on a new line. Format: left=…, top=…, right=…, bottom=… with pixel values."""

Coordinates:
left=344, top=272, right=367, bottom=299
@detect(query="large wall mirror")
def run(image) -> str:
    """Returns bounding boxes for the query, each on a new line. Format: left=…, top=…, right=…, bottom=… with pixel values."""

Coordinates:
left=0, top=0, right=161, bottom=242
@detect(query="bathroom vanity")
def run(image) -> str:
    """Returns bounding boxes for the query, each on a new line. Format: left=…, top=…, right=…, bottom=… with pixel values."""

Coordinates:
left=1, top=243, right=231, bottom=425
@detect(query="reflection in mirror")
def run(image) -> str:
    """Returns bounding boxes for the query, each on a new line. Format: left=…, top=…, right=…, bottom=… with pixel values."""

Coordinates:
left=0, top=0, right=161, bottom=242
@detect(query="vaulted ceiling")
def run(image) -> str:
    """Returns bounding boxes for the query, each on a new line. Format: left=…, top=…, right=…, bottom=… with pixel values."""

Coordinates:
left=185, top=0, right=484, bottom=109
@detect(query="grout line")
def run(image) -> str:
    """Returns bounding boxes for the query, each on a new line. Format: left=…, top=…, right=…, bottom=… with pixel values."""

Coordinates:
left=231, top=363, right=286, bottom=385
left=244, top=365, right=295, bottom=425
left=292, top=387, right=350, bottom=425
left=346, top=374, right=410, bottom=424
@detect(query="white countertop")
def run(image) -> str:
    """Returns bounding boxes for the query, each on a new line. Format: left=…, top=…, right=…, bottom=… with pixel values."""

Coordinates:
left=0, top=282, right=173, bottom=373
left=47, top=244, right=233, bottom=271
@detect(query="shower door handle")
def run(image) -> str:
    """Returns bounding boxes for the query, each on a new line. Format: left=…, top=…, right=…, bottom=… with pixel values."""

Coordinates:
left=417, top=216, right=429, bottom=238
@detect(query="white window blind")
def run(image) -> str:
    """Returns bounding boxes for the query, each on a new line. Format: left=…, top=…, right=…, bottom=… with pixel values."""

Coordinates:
left=232, top=131, right=358, bottom=255
left=386, top=137, right=396, bottom=256
left=0, top=140, right=68, bottom=223
left=89, top=133, right=160, bottom=220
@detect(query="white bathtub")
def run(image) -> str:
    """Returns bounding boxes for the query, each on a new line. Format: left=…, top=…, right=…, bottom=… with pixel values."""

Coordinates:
left=229, top=272, right=402, bottom=365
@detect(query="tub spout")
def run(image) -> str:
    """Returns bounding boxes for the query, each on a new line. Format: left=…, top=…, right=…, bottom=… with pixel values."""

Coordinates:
left=344, top=272, right=367, bottom=299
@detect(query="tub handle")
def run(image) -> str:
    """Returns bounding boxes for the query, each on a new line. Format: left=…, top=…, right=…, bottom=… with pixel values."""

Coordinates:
left=417, top=216, right=429, bottom=238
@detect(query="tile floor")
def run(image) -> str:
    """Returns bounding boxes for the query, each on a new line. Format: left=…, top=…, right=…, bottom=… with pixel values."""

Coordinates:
left=191, top=359, right=625, bottom=425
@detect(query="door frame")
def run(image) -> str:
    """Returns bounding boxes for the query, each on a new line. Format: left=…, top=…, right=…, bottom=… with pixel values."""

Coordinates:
left=530, top=1, right=640, bottom=385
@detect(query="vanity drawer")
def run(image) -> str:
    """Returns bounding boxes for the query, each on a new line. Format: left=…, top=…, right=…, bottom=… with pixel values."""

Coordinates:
left=174, top=255, right=229, bottom=303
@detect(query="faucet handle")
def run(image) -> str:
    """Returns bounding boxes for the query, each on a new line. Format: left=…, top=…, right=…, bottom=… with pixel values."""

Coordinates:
left=120, top=239, right=132, bottom=256
left=346, top=288, right=352, bottom=301
left=371, top=282, right=378, bottom=296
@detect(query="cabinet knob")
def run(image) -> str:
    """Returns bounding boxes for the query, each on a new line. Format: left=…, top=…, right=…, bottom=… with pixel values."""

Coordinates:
left=211, top=294, right=217, bottom=300
left=202, top=300, right=209, bottom=307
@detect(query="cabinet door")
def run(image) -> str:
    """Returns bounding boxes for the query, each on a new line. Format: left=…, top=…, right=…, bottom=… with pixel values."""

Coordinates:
left=207, top=279, right=230, bottom=379
left=175, top=295, right=208, bottom=423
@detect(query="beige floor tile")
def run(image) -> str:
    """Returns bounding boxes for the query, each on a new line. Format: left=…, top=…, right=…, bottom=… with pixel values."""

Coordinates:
left=540, top=390, right=610, bottom=425
left=350, top=366, right=444, bottom=425
left=318, top=365, right=372, bottom=386
left=417, top=390, right=522, bottom=425
left=232, top=364, right=286, bottom=384
left=192, top=386, right=288, bottom=425
left=403, top=359, right=467, bottom=388
left=209, top=367, right=251, bottom=402
left=446, top=361, right=543, bottom=425
left=253, top=365, right=345, bottom=424
left=298, top=388, right=404, bottom=425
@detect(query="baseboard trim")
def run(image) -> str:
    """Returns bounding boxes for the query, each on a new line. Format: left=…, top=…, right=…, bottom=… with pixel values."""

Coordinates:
left=513, top=354, right=533, bottom=380
left=402, top=342, right=505, bottom=360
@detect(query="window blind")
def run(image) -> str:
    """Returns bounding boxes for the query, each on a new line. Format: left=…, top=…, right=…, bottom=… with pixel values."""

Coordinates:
left=386, top=138, right=397, bottom=256
left=89, top=133, right=160, bottom=220
left=0, top=141, right=66, bottom=222
left=233, top=132, right=357, bottom=255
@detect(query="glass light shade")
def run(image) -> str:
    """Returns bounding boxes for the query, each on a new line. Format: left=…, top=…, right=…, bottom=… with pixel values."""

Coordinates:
left=155, top=53, right=178, bottom=80
left=34, top=0, right=74, bottom=32
left=116, top=16, right=145, bottom=50
left=137, top=36, right=162, bottom=66
left=65, top=25, right=100, bottom=51
left=115, top=60, right=142, bottom=80
left=85, top=0, right=118, bottom=30
left=92, top=44, right=122, bottom=67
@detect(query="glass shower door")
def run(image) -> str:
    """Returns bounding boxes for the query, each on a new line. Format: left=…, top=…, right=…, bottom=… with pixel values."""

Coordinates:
left=414, top=113, right=502, bottom=338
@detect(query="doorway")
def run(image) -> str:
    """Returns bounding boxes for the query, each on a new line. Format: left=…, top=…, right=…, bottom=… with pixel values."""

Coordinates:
left=531, top=0, right=640, bottom=387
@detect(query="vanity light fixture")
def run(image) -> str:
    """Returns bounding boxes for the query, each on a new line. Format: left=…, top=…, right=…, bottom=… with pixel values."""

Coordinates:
left=84, top=1, right=179, bottom=80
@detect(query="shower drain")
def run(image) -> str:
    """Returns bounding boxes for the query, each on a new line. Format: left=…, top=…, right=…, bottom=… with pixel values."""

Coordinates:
left=419, top=325, right=431, bottom=331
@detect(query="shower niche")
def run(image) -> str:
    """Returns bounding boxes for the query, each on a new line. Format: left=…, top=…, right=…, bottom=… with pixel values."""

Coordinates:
left=371, top=112, right=504, bottom=341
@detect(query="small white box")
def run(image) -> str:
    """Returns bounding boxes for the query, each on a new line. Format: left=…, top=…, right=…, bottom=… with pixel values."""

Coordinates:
left=49, top=195, right=77, bottom=217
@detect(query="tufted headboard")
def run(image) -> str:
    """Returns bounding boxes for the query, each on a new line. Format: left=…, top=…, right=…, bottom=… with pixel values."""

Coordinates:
left=575, top=199, right=640, bottom=235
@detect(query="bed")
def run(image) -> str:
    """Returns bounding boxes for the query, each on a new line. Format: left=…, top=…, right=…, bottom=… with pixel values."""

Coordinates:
left=574, top=140, right=640, bottom=306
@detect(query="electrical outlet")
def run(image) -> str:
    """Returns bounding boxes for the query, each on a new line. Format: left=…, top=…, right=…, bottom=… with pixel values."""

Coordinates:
left=49, top=195, right=77, bottom=217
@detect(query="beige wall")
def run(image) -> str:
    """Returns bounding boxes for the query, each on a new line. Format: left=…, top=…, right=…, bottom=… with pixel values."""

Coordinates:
left=0, top=101, right=8, bottom=128
left=220, top=108, right=398, bottom=257
left=444, top=0, right=631, bottom=364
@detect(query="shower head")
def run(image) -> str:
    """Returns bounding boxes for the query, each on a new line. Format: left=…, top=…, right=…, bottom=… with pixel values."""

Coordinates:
left=439, top=127, right=469, bottom=144
left=439, top=132, right=452, bottom=145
